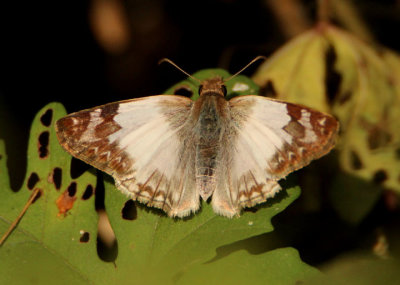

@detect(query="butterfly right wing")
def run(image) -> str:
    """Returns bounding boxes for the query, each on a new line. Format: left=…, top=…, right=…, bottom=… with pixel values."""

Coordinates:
left=56, top=95, right=199, bottom=217
left=212, top=95, right=339, bottom=217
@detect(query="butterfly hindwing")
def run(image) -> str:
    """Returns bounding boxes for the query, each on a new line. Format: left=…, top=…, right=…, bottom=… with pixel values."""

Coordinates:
left=56, top=95, right=201, bottom=217
left=211, top=95, right=339, bottom=217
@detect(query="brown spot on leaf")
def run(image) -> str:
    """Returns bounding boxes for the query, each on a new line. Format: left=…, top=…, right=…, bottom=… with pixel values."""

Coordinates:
left=373, top=170, right=388, bottom=185
left=56, top=182, right=78, bottom=216
left=82, top=184, right=94, bottom=200
left=350, top=150, right=363, bottom=170
left=121, top=200, right=137, bottom=220
left=38, top=131, right=49, bottom=159
left=40, top=109, right=53, bottom=127
left=27, top=172, right=40, bottom=190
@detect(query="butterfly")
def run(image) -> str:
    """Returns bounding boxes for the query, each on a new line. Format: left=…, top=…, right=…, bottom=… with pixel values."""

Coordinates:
left=55, top=60, right=339, bottom=218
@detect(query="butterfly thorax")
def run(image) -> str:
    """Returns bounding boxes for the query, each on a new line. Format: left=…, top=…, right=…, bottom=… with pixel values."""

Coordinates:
left=194, top=91, right=228, bottom=200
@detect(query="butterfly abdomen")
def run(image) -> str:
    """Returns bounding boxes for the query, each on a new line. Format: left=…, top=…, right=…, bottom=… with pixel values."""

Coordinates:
left=195, top=95, right=227, bottom=200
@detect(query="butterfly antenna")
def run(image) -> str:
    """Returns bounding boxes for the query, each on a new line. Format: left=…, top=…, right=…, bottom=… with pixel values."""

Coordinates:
left=159, top=58, right=202, bottom=84
left=224, top=55, right=267, bottom=82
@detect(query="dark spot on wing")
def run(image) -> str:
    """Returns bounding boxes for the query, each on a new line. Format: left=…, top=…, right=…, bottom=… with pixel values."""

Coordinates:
left=40, top=109, right=53, bottom=127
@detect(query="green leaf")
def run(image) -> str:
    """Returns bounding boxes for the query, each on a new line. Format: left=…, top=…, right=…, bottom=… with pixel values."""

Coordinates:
left=0, top=71, right=314, bottom=284
left=175, top=248, right=322, bottom=285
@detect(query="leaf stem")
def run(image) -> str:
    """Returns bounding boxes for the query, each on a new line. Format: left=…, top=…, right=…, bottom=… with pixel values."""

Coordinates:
left=0, top=188, right=40, bottom=246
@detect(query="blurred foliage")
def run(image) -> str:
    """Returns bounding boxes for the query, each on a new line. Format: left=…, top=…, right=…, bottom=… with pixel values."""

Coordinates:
left=252, top=23, right=400, bottom=224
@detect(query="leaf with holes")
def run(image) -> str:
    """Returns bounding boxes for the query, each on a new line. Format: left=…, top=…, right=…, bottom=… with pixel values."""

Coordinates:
left=0, top=103, right=99, bottom=284
left=0, top=70, right=320, bottom=284
left=252, top=24, right=400, bottom=223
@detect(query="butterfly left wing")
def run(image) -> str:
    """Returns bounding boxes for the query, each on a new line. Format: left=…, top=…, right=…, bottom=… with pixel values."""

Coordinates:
left=212, top=95, right=339, bottom=217
left=56, top=95, right=200, bottom=217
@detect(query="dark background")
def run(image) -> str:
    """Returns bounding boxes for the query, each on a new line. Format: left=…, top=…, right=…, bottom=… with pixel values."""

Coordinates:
left=0, top=0, right=399, bottom=266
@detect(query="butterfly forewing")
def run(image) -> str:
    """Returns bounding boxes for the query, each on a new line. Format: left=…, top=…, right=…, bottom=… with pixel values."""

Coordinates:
left=211, top=95, right=338, bottom=217
left=56, top=95, right=202, bottom=217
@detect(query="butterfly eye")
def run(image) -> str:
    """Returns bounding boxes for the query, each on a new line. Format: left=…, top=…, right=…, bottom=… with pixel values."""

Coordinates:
left=198, top=85, right=203, bottom=95
left=221, top=85, right=227, bottom=96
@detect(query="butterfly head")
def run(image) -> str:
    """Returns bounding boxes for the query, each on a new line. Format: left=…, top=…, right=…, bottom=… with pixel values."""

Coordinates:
left=198, top=77, right=227, bottom=97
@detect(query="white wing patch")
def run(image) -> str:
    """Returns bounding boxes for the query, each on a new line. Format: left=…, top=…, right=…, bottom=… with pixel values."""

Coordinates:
left=56, top=95, right=199, bottom=217
left=211, top=95, right=338, bottom=217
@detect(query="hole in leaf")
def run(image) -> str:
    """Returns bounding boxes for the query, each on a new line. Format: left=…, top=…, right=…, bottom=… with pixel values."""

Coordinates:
left=350, top=150, right=363, bottom=170
left=325, top=45, right=342, bottom=104
left=373, top=170, right=388, bottom=185
left=32, top=188, right=42, bottom=203
left=173, top=85, right=193, bottom=98
left=40, top=109, right=53, bottom=127
left=38, top=131, right=50, bottom=159
left=27, top=172, right=40, bottom=190
left=259, top=80, right=277, bottom=97
left=79, top=231, right=90, bottom=243
left=82, top=184, right=94, bottom=200
left=67, top=182, right=77, bottom=196
left=121, top=200, right=137, bottom=220
left=52, top=167, right=62, bottom=190
left=70, top=157, right=91, bottom=179
left=97, top=210, right=118, bottom=263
